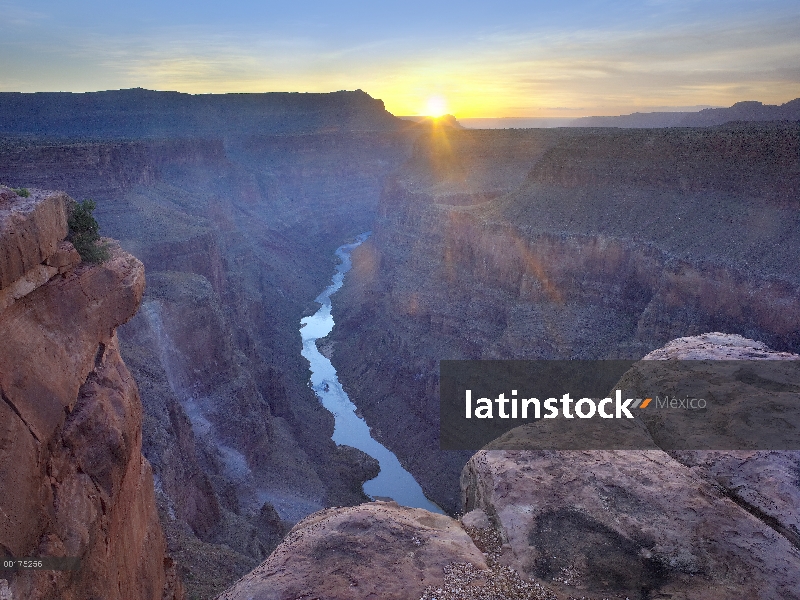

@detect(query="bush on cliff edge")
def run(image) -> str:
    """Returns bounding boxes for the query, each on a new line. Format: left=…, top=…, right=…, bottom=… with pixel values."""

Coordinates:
left=68, top=199, right=110, bottom=263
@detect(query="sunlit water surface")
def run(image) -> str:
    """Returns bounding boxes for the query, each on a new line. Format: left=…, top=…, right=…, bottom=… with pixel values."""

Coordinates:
left=300, top=233, right=443, bottom=513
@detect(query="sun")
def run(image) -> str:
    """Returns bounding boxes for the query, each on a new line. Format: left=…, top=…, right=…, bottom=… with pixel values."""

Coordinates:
left=424, top=95, right=448, bottom=118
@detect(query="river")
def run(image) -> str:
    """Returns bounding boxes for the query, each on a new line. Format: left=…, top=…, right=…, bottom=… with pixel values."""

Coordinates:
left=300, top=232, right=443, bottom=513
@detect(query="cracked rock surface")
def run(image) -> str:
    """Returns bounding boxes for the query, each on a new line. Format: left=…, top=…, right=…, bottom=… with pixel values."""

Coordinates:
left=462, top=334, right=800, bottom=600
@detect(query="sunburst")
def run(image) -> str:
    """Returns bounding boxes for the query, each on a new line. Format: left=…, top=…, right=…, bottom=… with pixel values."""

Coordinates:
left=424, top=95, right=448, bottom=117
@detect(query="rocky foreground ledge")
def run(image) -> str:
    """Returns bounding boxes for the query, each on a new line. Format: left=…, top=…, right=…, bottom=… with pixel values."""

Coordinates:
left=218, top=333, right=800, bottom=600
left=0, top=186, right=182, bottom=600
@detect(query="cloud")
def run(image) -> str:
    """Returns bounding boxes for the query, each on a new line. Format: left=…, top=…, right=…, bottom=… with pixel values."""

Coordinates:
left=0, top=5, right=797, bottom=116
left=407, top=13, right=800, bottom=115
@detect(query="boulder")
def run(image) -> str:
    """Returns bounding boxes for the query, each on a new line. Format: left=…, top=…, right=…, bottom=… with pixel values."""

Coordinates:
left=462, top=449, right=800, bottom=599
left=217, top=501, right=488, bottom=600
left=461, top=334, right=800, bottom=600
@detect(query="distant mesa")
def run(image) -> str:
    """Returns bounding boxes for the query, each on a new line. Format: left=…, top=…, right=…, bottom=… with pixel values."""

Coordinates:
left=455, top=99, right=800, bottom=130
left=0, top=88, right=403, bottom=138
left=568, top=97, right=800, bottom=128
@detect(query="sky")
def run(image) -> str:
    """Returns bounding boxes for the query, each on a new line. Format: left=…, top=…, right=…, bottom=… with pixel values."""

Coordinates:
left=1, top=1, right=799, bottom=118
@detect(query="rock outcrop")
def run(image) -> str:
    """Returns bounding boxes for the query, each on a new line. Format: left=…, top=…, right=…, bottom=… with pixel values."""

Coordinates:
left=461, top=334, right=800, bottom=600
left=0, top=187, right=71, bottom=288
left=0, top=187, right=182, bottom=600
left=216, top=501, right=489, bottom=600
left=463, top=448, right=800, bottom=599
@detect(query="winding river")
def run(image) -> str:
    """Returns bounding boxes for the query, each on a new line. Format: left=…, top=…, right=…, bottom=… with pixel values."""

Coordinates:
left=300, top=233, right=443, bottom=513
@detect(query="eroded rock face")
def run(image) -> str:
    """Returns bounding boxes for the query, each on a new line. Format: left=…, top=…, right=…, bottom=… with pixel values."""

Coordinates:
left=7, top=335, right=182, bottom=600
left=216, top=502, right=488, bottom=600
left=461, top=334, right=800, bottom=600
left=0, top=187, right=70, bottom=289
left=0, top=192, right=182, bottom=599
left=463, top=449, right=800, bottom=599
left=0, top=243, right=144, bottom=443
left=329, top=125, right=800, bottom=513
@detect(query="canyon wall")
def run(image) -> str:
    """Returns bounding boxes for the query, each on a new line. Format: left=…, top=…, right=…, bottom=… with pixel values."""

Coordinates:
left=0, top=187, right=181, bottom=599
left=0, top=92, right=416, bottom=598
left=329, top=122, right=800, bottom=511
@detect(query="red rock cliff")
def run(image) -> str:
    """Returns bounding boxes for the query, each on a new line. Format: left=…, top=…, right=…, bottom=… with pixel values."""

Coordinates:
left=0, top=186, right=183, bottom=600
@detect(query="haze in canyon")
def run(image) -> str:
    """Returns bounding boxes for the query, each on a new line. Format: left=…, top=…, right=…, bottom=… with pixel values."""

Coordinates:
left=0, top=87, right=798, bottom=600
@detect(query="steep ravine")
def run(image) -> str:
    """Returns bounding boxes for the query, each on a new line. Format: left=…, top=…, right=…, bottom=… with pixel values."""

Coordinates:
left=104, top=134, right=412, bottom=596
left=0, top=96, right=417, bottom=598
left=329, top=123, right=800, bottom=512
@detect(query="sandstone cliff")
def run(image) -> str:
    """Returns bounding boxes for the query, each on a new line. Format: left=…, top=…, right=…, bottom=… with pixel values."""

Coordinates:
left=0, top=186, right=182, bottom=600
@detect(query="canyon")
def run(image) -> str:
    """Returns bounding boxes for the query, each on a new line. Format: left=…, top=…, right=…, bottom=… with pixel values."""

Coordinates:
left=330, top=120, right=800, bottom=511
left=1, top=90, right=417, bottom=598
left=1, top=91, right=798, bottom=599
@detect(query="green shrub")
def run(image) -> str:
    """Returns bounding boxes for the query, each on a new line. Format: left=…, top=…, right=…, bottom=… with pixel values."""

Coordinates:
left=68, top=199, right=110, bottom=263
left=12, top=187, right=29, bottom=197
